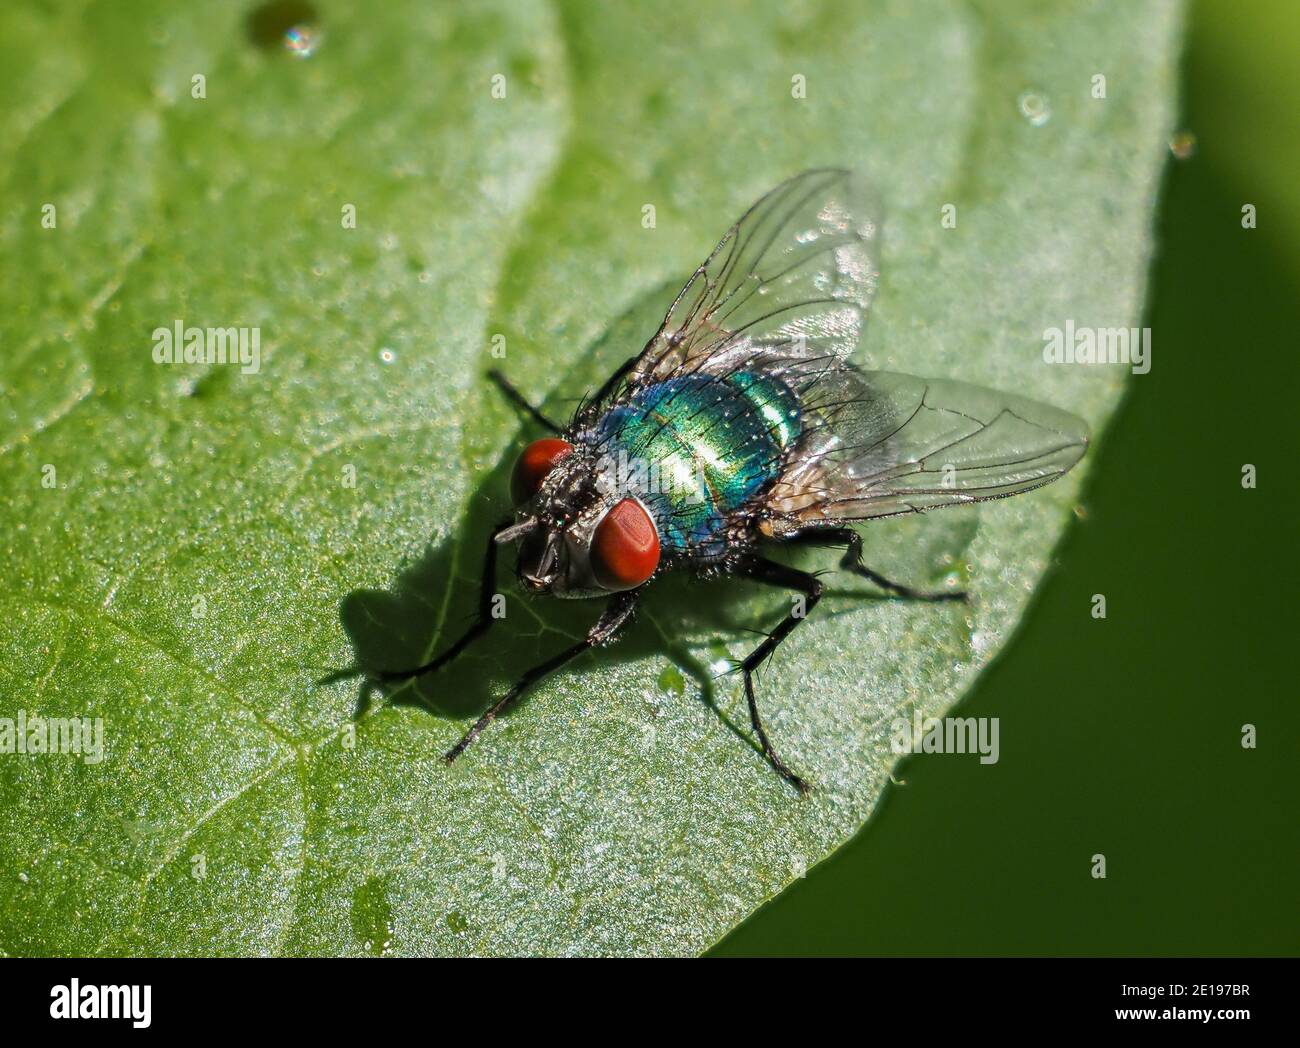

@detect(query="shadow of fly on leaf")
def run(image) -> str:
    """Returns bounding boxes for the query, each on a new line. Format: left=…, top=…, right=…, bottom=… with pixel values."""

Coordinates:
left=334, top=169, right=1089, bottom=795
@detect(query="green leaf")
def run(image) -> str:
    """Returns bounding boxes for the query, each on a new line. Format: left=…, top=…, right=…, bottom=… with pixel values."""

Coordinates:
left=0, top=0, right=1181, bottom=956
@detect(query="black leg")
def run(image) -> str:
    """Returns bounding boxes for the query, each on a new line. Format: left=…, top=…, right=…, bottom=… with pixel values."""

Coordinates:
left=443, top=590, right=638, bottom=763
left=374, top=518, right=515, bottom=681
left=581, top=356, right=635, bottom=418
left=487, top=368, right=563, bottom=434
left=785, top=527, right=967, bottom=603
left=736, top=556, right=823, bottom=795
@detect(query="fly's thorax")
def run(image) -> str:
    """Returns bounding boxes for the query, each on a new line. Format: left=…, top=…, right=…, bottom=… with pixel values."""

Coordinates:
left=587, top=371, right=802, bottom=557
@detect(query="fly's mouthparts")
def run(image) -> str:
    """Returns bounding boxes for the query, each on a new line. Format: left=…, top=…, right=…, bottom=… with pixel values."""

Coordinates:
left=495, top=518, right=538, bottom=544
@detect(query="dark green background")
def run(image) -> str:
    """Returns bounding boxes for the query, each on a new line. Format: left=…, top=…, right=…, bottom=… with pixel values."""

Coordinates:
left=714, top=0, right=1300, bottom=956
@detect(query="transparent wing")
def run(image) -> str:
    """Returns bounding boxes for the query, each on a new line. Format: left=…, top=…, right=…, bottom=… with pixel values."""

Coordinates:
left=626, top=168, right=880, bottom=390
left=764, top=368, right=1090, bottom=528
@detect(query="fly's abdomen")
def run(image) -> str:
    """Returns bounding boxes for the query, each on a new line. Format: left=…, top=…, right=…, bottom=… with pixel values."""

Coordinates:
left=593, top=371, right=802, bottom=555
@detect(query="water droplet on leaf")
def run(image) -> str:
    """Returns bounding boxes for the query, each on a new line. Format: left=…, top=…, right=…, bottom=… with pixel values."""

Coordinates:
left=1017, top=90, right=1051, bottom=127
left=283, top=23, right=321, bottom=59
left=1168, top=130, right=1197, bottom=160
left=247, top=1, right=322, bottom=58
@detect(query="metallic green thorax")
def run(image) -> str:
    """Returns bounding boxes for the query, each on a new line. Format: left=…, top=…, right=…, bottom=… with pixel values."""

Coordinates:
left=593, top=371, right=802, bottom=556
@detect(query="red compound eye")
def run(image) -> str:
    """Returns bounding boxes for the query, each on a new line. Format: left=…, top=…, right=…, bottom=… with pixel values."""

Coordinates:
left=591, top=498, right=660, bottom=591
left=511, top=438, right=574, bottom=504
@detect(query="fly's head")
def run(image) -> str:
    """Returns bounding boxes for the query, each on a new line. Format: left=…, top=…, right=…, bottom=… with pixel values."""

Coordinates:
left=502, top=437, right=661, bottom=599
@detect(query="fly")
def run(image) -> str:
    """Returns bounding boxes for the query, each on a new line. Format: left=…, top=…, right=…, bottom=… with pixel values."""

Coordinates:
left=375, top=169, right=1089, bottom=793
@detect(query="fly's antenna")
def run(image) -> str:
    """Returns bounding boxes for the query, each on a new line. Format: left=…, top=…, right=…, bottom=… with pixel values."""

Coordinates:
left=495, top=518, right=538, bottom=544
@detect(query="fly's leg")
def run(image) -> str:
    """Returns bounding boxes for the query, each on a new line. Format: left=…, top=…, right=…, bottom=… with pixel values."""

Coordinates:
left=443, top=590, right=638, bottom=763
left=375, top=519, right=515, bottom=681
left=487, top=368, right=563, bottom=434
left=736, top=556, right=823, bottom=795
left=787, top=527, right=967, bottom=603
left=583, top=357, right=635, bottom=415
left=491, top=356, right=635, bottom=434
